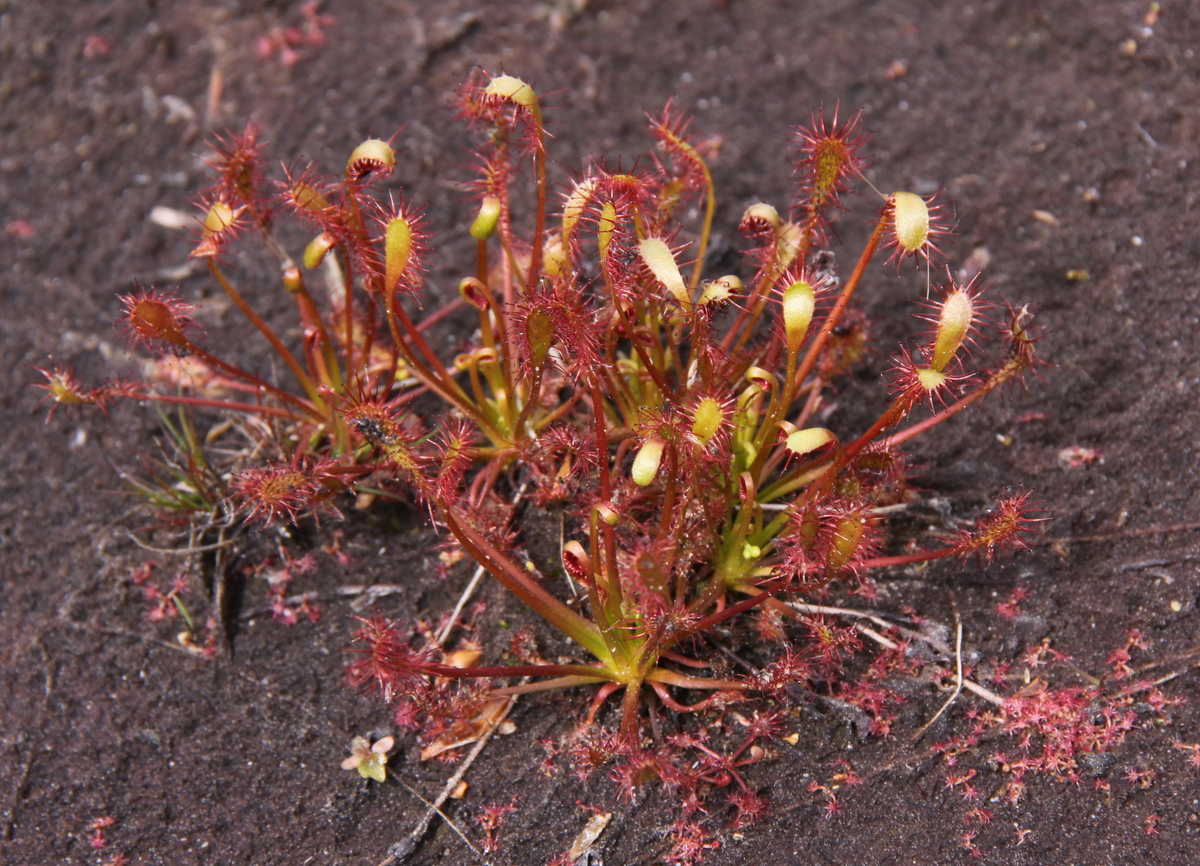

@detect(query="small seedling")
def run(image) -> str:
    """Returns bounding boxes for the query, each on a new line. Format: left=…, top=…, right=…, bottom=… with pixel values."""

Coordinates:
left=341, top=735, right=394, bottom=783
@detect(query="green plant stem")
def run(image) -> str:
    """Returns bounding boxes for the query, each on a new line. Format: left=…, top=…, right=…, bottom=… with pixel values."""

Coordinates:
left=138, top=393, right=305, bottom=420
left=645, top=668, right=746, bottom=691
left=795, top=199, right=823, bottom=267
left=491, top=674, right=614, bottom=695
left=608, top=276, right=669, bottom=396
left=682, top=580, right=787, bottom=642
left=590, top=383, right=621, bottom=607
left=340, top=187, right=376, bottom=373
left=476, top=237, right=488, bottom=286
left=175, top=340, right=319, bottom=419
left=687, top=163, right=716, bottom=291
left=790, top=376, right=824, bottom=430
left=481, top=293, right=517, bottom=418
left=857, top=546, right=961, bottom=569
left=260, top=229, right=345, bottom=385
left=789, top=210, right=888, bottom=396
left=530, top=385, right=586, bottom=432
left=748, top=209, right=889, bottom=481
left=619, top=677, right=642, bottom=741
left=511, top=364, right=543, bottom=439
left=525, top=133, right=547, bottom=294
left=382, top=289, right=502, bottom=443
left=440, top=503, right=611, bottom=664
left=422, top=662, right=614, bottom=681
left=206, top=260, right=327, bottom=414
left=757, top=464, right=828, bottom=505
left=293, top=283, right=342, bottom=393
left=724, top=233, right=799, bottom=362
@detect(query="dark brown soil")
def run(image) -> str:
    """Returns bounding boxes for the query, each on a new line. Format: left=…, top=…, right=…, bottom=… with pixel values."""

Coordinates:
left=4, top=1, right=1200, bottom=864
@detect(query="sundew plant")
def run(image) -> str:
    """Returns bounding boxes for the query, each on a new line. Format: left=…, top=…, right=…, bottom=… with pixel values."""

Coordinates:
left=41, top=72, right=1043, bottom=811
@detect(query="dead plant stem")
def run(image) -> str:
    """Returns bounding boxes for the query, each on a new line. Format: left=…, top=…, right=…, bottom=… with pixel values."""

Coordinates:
left=786, top=601, right=1003, bottom=706
left=435, top=481, right=529, bottom=649
left=913, top=615, right=964, bottom=742
left=396, top=782, right=490, bottom=865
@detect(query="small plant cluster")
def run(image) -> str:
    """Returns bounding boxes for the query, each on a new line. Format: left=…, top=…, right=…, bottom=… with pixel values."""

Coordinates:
left=928, top=627, right=1182, bottom=859
left=42, top=73, right=1045, bottom=854
left=255, top=1, right=334, bottom=68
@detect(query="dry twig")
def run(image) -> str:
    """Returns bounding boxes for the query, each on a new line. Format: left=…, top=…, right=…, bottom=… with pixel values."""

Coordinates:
left=913, top=615, right=965, bottom=742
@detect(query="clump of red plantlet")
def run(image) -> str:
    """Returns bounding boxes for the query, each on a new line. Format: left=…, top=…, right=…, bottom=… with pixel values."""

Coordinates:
left=995, top=586, right=1030, bottom=620
left=125, top=561, right=218, bottom=654
left=1173, top=742, right=1200, bottom=770
left=835, top=679, right=905, bottom=739
left=1105, top=628, right=1151, bottom=680
left=666, top=818, right=717, bottom=865
left=245, top=549, right=322, bottom=625
left=87, top=815, right=115, bottom=849
left=925, top=631, right=1179, bottom=830
left=46, top=72, right=1053, bottom=854
left=807, top=779, right=842, bottom=819
left=475, top=797, right=518, bottom=853
left=958, top=829, right=983, bottom=859
left=255, top=1, right=333, bottom=67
